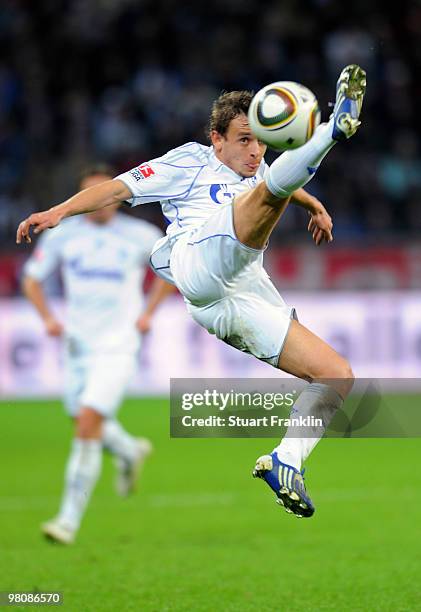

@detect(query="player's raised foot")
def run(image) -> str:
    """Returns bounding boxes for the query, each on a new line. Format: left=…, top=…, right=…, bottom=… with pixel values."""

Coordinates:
left=253, top=452, right=315, bottom=518
left=331, top=64, right=366, bottom=141
left=41, top=517, right=76, bottom=545
left=115, top=437, right=153, bottom=497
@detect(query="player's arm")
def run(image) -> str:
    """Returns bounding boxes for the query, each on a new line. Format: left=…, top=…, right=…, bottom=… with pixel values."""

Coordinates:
left=291, top=187, right=333, bottom=246
left=291, top=188, right=322, bottom=214
left=136, top=278, right=177, bottom=334
left=22, top=275, right=63, bottom=336
left=16, top=179, right=131, bottom=244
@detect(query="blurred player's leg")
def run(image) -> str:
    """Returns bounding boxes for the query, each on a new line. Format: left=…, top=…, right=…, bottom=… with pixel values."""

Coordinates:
left=42, top=353, right=152, bottom=543
left=42, top=407, right=103, bottom=544
left=102, top=419, right=153, bottom=496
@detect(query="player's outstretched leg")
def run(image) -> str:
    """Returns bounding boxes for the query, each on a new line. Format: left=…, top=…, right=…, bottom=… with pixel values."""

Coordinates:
left=265, top=63, right=366, bottom=200
left=253, top=453, right=314, bottom=518
left=234, top=65, right=366, bottom=251
left=331, top=64, right=366, bottom=141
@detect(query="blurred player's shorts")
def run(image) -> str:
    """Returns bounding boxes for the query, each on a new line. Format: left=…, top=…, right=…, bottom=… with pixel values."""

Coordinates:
left=63, top=352, right=137, bottom=416
left=170, top=203, right=297, bottom=367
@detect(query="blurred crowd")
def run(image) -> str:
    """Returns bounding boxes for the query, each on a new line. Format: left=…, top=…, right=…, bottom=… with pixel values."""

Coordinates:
left=1, top=0, right=421, bottom=256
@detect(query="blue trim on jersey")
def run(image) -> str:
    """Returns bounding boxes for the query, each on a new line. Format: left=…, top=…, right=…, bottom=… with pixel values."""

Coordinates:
left=160, top=166, right=205, bottom=228
left=155, top=161, right=206, bottom=170
left=187, top=233, right=236, bottom=246
left=149, top=252, right=170, bottom=272
left=162, top=142, right=208, bottom=163
left=183, top=165, right=205, bottom=200
left=159, top=151, right=200, bottom=165
left=69, top=268, right=124, bottom=281
left=163, top=201, right=182, bottom=227
left=130, top=191, right=186, bottom=202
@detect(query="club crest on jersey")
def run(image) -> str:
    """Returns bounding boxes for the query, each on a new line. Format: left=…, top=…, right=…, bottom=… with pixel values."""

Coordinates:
left=130, top=164, right=155, bottom=181
left=210, top=184, right=235, bottom=205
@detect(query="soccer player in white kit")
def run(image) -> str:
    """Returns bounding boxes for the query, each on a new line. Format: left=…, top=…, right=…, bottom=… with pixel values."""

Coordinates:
left=17, top=65, right=366, bottom=519
left=22, top=165, right=174, bottom=543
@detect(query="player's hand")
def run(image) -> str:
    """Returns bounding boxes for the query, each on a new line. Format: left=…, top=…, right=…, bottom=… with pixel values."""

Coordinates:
left=136, top=313, right=152, bottom=334
left=43, top=315, right=64, bottom=337
left=307, top=204, right=333, bottom=246
left=16, top=208, right=63, bottom=244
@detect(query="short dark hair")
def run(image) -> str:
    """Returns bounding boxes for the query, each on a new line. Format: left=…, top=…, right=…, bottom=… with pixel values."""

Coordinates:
left=79, top=163, right=115, bottom=186
left=207, top=90, right=254, bottom=140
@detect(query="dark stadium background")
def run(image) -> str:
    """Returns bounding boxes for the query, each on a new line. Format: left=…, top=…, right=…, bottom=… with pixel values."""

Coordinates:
left=1, top=0, right=421, bottom=292
left=1, top=2, right=421, bottom=611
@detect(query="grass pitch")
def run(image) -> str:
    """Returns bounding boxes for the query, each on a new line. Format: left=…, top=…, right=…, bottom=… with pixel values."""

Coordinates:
left=0, top=397, right=420, bottom=611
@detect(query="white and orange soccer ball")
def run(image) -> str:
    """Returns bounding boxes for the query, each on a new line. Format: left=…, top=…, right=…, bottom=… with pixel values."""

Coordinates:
left=248, top=81, right=321, bottom=151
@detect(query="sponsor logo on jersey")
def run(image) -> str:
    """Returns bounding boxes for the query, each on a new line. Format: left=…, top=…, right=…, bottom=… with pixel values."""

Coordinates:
left=209, top=184, right=236, bottom=205
left=67, top=257, right=124, bottom=281
left=130, top=163, right=155, bottom=181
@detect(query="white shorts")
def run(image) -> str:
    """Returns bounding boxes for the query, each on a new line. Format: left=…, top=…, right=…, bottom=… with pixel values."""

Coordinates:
left=170, top=203, right=296, bottom=367
left=64, top=352, right=137, bottom=418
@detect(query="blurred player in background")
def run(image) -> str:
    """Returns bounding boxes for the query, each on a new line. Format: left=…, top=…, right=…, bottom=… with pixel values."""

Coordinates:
left=18, top=65, right=366, bottom=519
left=22, top=164, right=174, bottom=544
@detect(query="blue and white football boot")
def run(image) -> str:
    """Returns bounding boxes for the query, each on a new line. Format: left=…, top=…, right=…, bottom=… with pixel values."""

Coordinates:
left=331, top=64, right=366, bottom=141
left=253, top=452, right=315, bottom=518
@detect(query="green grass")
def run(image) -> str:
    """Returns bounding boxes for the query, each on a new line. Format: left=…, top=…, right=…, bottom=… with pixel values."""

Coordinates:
left=1, top=397, right=420, bottom=611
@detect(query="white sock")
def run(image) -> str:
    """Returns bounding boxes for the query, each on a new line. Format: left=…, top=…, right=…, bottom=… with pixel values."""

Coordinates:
left=102, top=419, right=139, bottom=463
left=58, top=438, right=102, bottom=531
left=266, top=120, right=335, bottom=197
left=273, top=383, right=343, bottom=470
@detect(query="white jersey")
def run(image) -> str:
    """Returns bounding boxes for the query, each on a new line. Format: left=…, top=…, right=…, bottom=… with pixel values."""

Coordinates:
left=24, top=213, right=162, bottom=355
left=116, top=142, right=268, bottom=280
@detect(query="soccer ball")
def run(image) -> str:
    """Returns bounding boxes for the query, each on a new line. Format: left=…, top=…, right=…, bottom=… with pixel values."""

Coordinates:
left=248, top=81, right=321, bottom=151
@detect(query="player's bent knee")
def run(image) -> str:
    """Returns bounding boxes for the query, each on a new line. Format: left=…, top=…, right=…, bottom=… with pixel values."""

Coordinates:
left=315, top=358, right=354, bottom=399
left=327, top=357, right=354, bottom=380
left=76, top=407, right=103, bottom=439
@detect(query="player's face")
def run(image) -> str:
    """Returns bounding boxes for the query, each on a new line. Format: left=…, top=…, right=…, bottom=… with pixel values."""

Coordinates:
left=211, top=113, right=267, bottom=178
left=80, top=174, right=119, bottom=224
